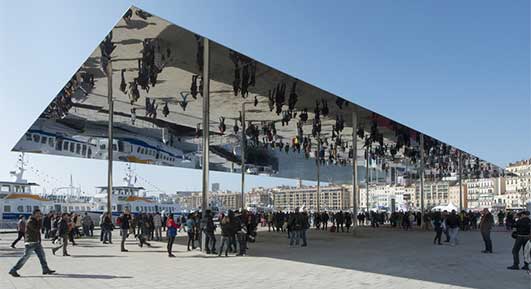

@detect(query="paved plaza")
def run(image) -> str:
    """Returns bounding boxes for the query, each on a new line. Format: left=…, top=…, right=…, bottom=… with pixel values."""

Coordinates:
left=0, top=227, right=529, bottom=289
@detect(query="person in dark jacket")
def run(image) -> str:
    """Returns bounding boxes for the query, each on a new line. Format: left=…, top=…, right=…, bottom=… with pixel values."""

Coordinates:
left=446, top=210, right=460, bottom=246
left=289, top=208, right=303, bottom=247
left=508, top=211, right=531, bottom=270
left=9, top=209, right=55, bottom=277
left=52, top=213, right=70, bottom=256
left=102, top=213, right=113, bottom=244
left=117, top=211, right=131, bottom=252
left=479, top=208, right=494, bottom=253
left=433, top=212, right=443, bottom=245
left=201, top=210, right=217, bottom=254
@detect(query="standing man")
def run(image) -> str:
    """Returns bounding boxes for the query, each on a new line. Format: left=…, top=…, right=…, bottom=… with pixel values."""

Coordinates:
left=82, top=212, right=93, bottom=237
left=117, top=211, right=131, bottom=252
left=479, top=208, right=494, bottom=253
left=9, top=209, right=55, bottom=277
left=153, top=212, right=162, bottom=241
left=52, top=213, right=71, bottom=256
left=508, top=211, right=531, bottom=270
left=446, top=210, right=460, bottom=246
left=10, top=215, right=26, bottom=248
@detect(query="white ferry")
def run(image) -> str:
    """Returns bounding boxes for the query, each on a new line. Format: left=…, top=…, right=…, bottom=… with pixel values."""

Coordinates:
left=86, top=165, right=183, bottom=220
left=0, top=154, right=51, bottom=229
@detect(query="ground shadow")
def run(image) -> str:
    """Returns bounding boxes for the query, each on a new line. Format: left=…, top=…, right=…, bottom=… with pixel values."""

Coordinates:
left=22, top=273, right=132, bottom=279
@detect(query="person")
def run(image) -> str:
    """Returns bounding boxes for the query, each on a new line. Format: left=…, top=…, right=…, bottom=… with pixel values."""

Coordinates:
left=153, top=212, right=162, bottom=241
left=9, top=209, right=55, bottom=277
left=433, top=212, right=443, bottom=245
left=137, top=213, right=152, bottom=248
left=508, top=211, right=531, bottom=270
left=218, top=215, right=232, bottom=257
left=186, top=213, right=196, bottom=251
left=166, top=214, right=177, bottom=257
left=288, top=208, right=303, bottom=247
left=42, top=212, right=52, bottom=239
left=446, top=210, right=460, bottom=246
left=345, top=212, right=352, bottom=233
left=102, top=213, right=113, bottom=244
left=11, top=215, right=26, bottom=248
left=117, top=211, right=131, bottom=252
left=236, top=219, right=248, bottom=256
left=479, top=208, right=494, bottom=253
left=202, top=210, right=217, bottom=254
left=82, top=212, right=93, bottom=237
left=99, top=213, right=106, bottom=242
left=52, top=213, right=71, bottom=256
left=301, top=210, right=310, bottom=247
left=497, top=210, right=505, bottom=227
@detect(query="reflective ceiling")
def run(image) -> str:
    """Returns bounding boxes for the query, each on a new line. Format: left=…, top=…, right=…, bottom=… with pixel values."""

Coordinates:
left=13, top=6, right=504, bottom=184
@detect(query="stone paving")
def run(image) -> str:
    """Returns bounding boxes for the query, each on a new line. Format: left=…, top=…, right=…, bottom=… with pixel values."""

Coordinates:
left=0, top=227, right=529, bottom=289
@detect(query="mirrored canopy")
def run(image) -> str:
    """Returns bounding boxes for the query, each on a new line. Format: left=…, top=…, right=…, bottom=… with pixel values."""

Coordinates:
left=13, top=6, right=504, bottom=184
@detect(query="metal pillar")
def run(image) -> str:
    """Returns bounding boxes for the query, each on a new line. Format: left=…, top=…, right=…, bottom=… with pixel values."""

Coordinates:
left=458, top=151, right=463, bottom=211
left=316, top=131, right=321, bottom=213
left=365, top=148, right=369, bottom=211
left=352, top=111, right=358, bottom=227
left=201, top=38, right=210, bottom=252
left=240, top=103, right=246, bottom=211
left=106, top=61, right=113, bottom=216
left=419, top=134, right=425, bottom=221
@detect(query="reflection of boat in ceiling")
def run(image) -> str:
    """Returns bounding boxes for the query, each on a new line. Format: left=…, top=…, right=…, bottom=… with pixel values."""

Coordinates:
left=13, top=118, right=199, bottom=168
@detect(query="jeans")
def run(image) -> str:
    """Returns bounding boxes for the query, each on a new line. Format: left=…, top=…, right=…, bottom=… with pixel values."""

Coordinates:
left=167, top=236, right=175, bottom=254
left=11, top=232, right=24, bottom=247
left=448, top=227, right=459, bottom=246
left=512, top=237, right=529, bottom=266
left=120, top=229, right=128, bottom=250
left=481, top=230, right=492, bottom=252
left=52, top=236, right=68, bottom=255
left=83, top=225, right=90, bottom=237
left=154, top=226, right=162, bottom=240
left=103, top=229, right=112, bottom=243
left=289, top=230, right=301, bottom=246
left=10, top=242, right=50, bottom=273
left=301, top=229, right=307, bottom=246
left=219, top=236, right=230, bottom=255
left=206, top=232, right=216, bottom=252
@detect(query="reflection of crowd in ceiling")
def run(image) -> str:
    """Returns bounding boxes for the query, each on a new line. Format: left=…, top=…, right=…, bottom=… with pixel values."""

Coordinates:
left=38, top=7, right=503, bottom=181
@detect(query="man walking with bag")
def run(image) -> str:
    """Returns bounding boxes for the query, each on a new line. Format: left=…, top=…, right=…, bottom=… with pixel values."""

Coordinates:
left=479, top=208, right=494, bottom=253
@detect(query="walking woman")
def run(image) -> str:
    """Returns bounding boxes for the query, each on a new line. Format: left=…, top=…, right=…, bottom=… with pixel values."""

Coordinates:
left=10, top=215, right=26, bottom=248
left=166, top=214, right=177, bottom=257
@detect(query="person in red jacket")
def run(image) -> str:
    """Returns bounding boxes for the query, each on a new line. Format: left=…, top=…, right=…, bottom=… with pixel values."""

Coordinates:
left=166, top=214, right=178, bottom=257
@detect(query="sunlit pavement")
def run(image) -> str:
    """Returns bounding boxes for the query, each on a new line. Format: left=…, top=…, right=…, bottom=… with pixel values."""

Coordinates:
left=0, top=227, right=529, bottom=289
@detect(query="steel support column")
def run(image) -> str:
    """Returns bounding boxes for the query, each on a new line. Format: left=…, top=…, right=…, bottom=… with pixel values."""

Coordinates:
left=200, top=38, right=210, bottom=253
left=352, top=111, right=358, bottom=227
left=419, top=134, right=425, bottom=222
left=106, top=61, right=113, bottom=216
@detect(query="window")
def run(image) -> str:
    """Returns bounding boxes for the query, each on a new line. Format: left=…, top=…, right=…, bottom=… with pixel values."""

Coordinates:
left=113, top=144, right=117, bottom=151
left=26, top=133, right=32, bottom=141
left=4, top=205, right=11, bottom=212
left=33, top=206, right=39, bottom=211
left=118, top=141, right=124, bottom=152
left=69, top=143, right=75, bottom=153
left=63, top=141, right=69, bottom=151
left=26, top=206, right=32, bottom=213
left=33, top=134, right=40, bottom=143
left=17, top=206, right=23, bottom=212
left=100, top=144, right=106, bottom=150
left=1, top=185, right=10, bottom=192
left=82, top=145, right=87, bottom=156
left=56, top=139, right=63, bottom=151
left=88, top=147, right=92, bottom=158
left=76, top=143, right=81, bottom=154
left=135, top=206, right=139, bottom=212
left=41, top=136, right=47, bottom=144
left=48, top=138, right=54, bottom=147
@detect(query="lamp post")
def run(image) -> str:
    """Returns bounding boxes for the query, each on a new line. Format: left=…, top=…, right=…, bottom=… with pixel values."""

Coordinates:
left=458, top=150, right=463, bottom=211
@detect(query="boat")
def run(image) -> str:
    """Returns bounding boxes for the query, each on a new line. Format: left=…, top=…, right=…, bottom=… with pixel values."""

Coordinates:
left=0, top=154, right=51, bottom=229
left=86, top=164, right=183, bottom=220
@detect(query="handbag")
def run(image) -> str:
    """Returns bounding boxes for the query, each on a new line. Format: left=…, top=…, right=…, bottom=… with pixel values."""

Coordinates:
left=511, top=231, right=518, bottom=239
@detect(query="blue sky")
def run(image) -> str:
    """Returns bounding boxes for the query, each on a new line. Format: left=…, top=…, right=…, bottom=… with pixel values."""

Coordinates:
left=0, top=0, right=529, bottom=194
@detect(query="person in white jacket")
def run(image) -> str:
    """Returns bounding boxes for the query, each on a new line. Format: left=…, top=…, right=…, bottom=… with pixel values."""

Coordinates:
left=153, top=213, right=162, bottom=241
